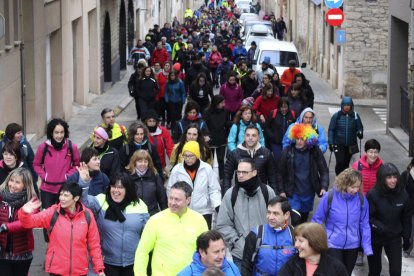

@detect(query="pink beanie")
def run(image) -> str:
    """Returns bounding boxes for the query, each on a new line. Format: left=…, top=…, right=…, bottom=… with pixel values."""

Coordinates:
left=173, top=63, right=181, bottom=71
left=95, top=127, right=109, bottom=141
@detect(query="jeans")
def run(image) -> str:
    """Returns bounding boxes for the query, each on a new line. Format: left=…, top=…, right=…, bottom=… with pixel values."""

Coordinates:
left=368, top=237, right=402, bottom=276
left=328, top=248, right=359, bottom=276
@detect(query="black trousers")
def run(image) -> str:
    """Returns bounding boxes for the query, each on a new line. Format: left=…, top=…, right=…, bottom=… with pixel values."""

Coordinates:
left=328, top=248, right=359, bottom=276
left=155, top=98, right=166, bottom=121
left=0, top=258, right=32, bottom=276
left=41, top=190, right=59, bottom=242
left=368, top=237, right=402, bottom=276
left=203, top=214, right=213, bottom=230
left=334, top=144, right=354, bottom=175
left=104, top=263, right=134, bottom=276
left=134, top=97, right=141, bottom=119
left=166, top=102, right=183, bottom=130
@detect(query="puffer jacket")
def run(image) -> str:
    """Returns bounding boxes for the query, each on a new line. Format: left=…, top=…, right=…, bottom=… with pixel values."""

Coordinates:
left=224, top=143, right=276, bottom=193
left=33, top=139, right=80, bottom=194
left=165, top=79, right=186, bottom=103
left=276, top=145, right=329, bottom=197
left=351, top=155, right=383, bottom=195
left=216, top=184, right=276, bottom=260
left=282, top=108, right=328, bottom=153
left=227, top=121, right=265, bottom=151
left=278, top=253, right=348, bottom=276
left=79, top=181, right=149, bottom=267
left=328, top=96, right=364, bottom=146
left=18, top=203, right=105, bottom=275
left=131, top=170, right=167, bottom=216
left=219, top=82, right=243, bottom=113
left=242, top=224, right=296, bottom=276
left=208, top=51, right=222, bottom=69
left=178, top=252, right=241, bottom=276
left=168, top=160, right=221, bottom=215
left=312, top=188, right=373, bottom=255
left=148, top=126, right=174, bottom=168
left=0, top=200, right=38, bottom=257
left=366, top=185, right=412, bottom=241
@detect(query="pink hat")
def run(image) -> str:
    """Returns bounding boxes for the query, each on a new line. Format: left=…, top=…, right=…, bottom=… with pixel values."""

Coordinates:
left=94, top=127, right=109, bottom=141
left=173, top=63, right=181, bottom=71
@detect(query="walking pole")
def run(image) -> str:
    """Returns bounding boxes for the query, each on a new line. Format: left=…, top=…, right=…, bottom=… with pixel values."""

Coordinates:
left=328, top=150, right=333, bottom=168
left=359, top=138, right=362, bottom=159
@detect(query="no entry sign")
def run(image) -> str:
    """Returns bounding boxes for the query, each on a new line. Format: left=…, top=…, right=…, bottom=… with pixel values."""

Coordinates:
left=326, top=8, right=344, bottom=27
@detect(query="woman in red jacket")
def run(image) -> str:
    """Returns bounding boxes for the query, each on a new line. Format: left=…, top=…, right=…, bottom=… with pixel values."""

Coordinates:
left=253, top=83, right=280, bottom=124
left=0, top=168, right=37, bottom=276
left=19, top=182, right=105, bottom=276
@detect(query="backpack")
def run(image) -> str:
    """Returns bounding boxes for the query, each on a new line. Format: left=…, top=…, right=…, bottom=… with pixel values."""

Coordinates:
left=178, top=120, right=204, bottom=134
left=47, top=208, right=91, bottom=236
left=271, top=109, right=296, bottom=120
left=323, top=189, right=364, bottom=224
left=231, top=183, right=269, bottom=210
left=41, top=140, right=74, bottom=165
left=251, top=224, right=296, bottom=263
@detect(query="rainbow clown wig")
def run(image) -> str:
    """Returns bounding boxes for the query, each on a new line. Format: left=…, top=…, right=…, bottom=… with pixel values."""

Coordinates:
left=288, top=123, right=319, bottom=148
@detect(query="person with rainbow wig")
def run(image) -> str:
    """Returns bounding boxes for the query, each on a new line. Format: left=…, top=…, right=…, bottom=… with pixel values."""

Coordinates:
left=276, top=123, right=329, bottom=226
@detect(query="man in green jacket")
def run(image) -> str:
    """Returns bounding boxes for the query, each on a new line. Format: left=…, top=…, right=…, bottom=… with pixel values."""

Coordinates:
left=134, top=181, right=208, bottom=275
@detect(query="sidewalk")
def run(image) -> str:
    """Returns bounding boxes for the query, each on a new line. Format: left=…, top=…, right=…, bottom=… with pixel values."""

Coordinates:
left=31, top=71, right=134, bottom=151
left=303, top=68, right=387, bottom=108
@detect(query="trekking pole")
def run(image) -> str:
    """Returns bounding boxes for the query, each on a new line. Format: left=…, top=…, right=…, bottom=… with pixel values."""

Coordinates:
left=359, top=138, right=362, bottom=159
left=328, top=150, right=333, bottom=168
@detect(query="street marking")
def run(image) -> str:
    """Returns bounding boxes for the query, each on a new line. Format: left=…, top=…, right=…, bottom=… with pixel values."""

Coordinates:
left=373, top=108, right=387, bottom=124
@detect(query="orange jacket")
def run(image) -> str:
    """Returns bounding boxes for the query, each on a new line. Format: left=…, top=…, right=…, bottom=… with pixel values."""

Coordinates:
left=280, top=68, right=300, bottom=95
left=19, top=203, right=104, bottom=275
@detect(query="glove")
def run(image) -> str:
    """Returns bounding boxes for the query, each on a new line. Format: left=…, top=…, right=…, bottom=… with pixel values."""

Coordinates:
left=329, top=144, right=334, bottom=152
left=403, top=239, right=411, bottom=251
left=357, top=131, right=363, bottom=139
left=0, top=224, right=8, bottom=233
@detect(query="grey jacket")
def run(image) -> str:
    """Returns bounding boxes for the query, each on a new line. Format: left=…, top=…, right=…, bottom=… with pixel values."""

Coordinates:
left=216, top=185, right=276, bottom=259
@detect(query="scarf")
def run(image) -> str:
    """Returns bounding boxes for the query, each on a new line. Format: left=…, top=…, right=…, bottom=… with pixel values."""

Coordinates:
left=148, top=125, right=157, bottom=133
left=184, top=159, right=200, bottom=172
left=0, top=189, right=27, bottom=208
left=51, top=139, right=65, bottom=150
left=187, top=115, right=199, bottom=121
left=94, top=143, right=109, bottom=155
left=236, top=175, right=260, bottom=197
left=136, top=168, right=148, bottom=177
left=104, top=196, right=130, bottom=222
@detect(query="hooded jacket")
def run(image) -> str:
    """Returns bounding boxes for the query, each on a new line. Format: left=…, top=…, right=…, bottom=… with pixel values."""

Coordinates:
left=168, top=160, right=221, bottom=215
left=282, top=108, right=328, bottom=153
left=224, top=143, right=277, bottom=193
left=219, top=82, right=244, bottom=113
left=227, top=121, right=266, bottom=152
left=178, top=251, right=241, bottom=276
left=328, top=97, right=364, bottom=147
left=351, top=155, right=383, bottom=195
left=33, top=139, right=80, bottom=194
left=312, top=188, right=373, bottom=255
left=151, top=47, right=170, bottom=67
left=137, top=77, right=160, bottom=101
left=216, top=184, right=276, bottom=260
left=18, top=203, right=105, bottom=275
left=276, top=145, right=329, bottom=197
left=203, top=107, right=231, bottom=147
left=265, top=108, right=296, bottom=145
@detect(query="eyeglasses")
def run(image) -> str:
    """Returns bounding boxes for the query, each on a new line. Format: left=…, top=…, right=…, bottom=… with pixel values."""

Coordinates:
left=236, top=170, right=253, bottom=176
left=183, top=154, right=196, bottom=159
left=110, top=185, right=125, bottom=191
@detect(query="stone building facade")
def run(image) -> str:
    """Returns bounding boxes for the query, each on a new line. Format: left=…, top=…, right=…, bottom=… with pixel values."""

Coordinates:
left=265, top=0, right=389, bottom=99
left=0, top=0, right=193, bottom=139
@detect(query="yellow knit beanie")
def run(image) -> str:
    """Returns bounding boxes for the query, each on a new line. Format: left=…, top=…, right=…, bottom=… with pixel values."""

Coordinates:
left=182, top=141, right=201, bottom=159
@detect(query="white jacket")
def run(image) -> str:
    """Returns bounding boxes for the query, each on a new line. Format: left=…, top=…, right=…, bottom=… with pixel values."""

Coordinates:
left=168, top=160, right=221, bottom=215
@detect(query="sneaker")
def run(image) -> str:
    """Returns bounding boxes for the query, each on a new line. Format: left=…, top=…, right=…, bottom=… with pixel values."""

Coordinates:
left=355, top=252, right=364, bottom=266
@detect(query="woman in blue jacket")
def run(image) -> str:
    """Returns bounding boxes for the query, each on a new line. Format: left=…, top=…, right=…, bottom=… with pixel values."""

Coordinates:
left=227, top=105, right=265, bottom=152
left=165, top=71, right=186, bottom=130
left=312, top=168, right=372, bottom=275
left=79, top=170, right=149, bottom=276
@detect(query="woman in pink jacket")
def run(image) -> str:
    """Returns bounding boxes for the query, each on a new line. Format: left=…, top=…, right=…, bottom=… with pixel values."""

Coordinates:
left=33, top=118, right=80, bottom=241
left=351, top=139, right=383, bottom=195
left=19, top=182, right=105, bottom=276
left=219, top=72, right=243, bottom=120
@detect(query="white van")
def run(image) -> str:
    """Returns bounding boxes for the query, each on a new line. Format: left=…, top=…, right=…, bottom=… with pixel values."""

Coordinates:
left=252, top=40, right=306, bottom=73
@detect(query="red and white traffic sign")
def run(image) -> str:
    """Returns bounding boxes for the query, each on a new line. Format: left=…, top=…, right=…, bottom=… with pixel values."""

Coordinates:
left=326, top=8, right=344, bottom=27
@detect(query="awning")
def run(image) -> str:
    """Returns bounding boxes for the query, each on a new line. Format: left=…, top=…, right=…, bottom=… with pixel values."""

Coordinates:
left=311, top=0, right=322, bottom=5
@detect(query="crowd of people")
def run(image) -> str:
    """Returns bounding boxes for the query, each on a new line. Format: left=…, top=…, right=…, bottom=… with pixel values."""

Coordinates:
left=0, top=1, right=413, bottom=276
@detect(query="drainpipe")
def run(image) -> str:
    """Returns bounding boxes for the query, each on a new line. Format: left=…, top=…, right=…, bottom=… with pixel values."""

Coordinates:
left=410, top=0, right=414, bottom=156
left=19, top=0, right=26, bottom=133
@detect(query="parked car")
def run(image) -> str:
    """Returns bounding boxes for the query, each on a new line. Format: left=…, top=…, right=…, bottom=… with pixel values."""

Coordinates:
left=242, top=20, right=273, bottom=39
left=244, top=25, right=276, bottom=51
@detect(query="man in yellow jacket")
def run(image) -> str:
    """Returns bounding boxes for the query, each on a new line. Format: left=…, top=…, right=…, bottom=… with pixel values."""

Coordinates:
left=134, top=181, right=208, bottom=275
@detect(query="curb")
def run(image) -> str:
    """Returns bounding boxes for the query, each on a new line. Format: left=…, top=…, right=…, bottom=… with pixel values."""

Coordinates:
left=314, top=100, right=387, bottom=108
